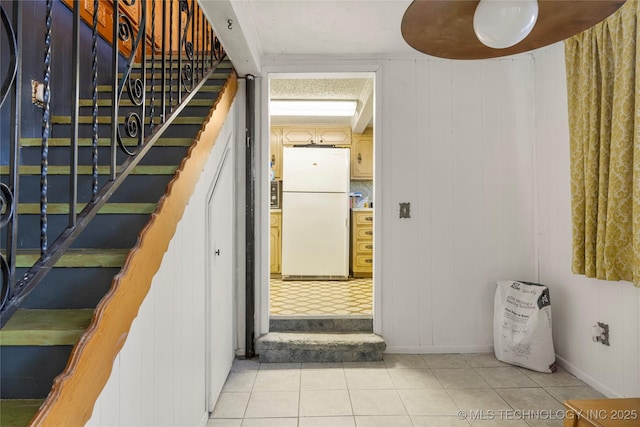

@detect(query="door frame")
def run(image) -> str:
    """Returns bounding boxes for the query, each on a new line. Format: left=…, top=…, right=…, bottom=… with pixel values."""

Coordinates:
left=257, top=61, right=383, bottom=336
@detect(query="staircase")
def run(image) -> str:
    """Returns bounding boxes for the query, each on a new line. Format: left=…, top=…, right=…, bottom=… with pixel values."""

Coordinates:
left=257, top=317, right=386, bottom=363
left=0, top=60, right=234, bottom=426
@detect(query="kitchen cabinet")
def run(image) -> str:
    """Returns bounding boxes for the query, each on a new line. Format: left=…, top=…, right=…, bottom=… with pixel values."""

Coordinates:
left=270, top=127, right=283, bottom=180
left=351, top=209, right=373, bottom=277
left=282, top=126, right=351, bottom=146
left=270, top=211, right=281, bottom=275
left=351, top=128, right=373, bottom=180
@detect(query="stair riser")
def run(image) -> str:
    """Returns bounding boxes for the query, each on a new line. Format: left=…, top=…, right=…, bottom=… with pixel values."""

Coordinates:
left=43, top=123, right=204, bottom=139
left=20, top=145, right=190, bottom=167
left=0, top=346, right=73, bottom=399
left=258, top=348, right=384, bottom=363
left=11, top=174, right=175, bottom=204
left=14, top=214, right=150, bottom=249
left=270, top=317, right=374, bottom=333
left=73, top=103, right=216, bottom=119
left=19, top=268, right=120, bottom=309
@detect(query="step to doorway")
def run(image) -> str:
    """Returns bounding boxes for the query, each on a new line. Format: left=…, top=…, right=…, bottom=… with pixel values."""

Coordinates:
left=269, top=316, right=373, bottom=333
left=255, top=332, right=386, bottom=363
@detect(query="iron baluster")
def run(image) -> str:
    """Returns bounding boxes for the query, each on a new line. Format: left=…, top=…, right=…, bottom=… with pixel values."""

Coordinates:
left=69, top=0, right=81, bottom=227
left=161, top=0, right=166, bottom=123
left=115, top=0, right=146, bottom=156
left=149, top=0, right=156, bottom=133
left=190, top=0, right=195, bottom=88
left=179, top=0, right=193, bottom=98
left=177, top=0, right=183, bottom=103
left=169, top=0, right=173, bottom=112
left=1, top=1, right=20, bottom=310
left=111, top=0, right=119, bottom=180
left=201, top=8, right=205, bottom=78
left=0, top=4, right=17, bottom=108
left=91, top=0, right=99, bottom=200
left=41, top=0, right=53, bottom=254
left=195, top=1, right=199, bottom=81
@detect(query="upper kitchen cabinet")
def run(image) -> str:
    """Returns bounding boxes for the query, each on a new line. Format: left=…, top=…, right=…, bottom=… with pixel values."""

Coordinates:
left=282, top=126, right=351, bottom=146
left=351, top=128, right=373, bottom=180
left=270, top=127, right=283, bottom=180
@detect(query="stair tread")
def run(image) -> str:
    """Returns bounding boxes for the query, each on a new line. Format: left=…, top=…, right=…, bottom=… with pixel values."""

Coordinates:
left=16, top=248, right=129, bottom=268
left=51, top=115, right=204, bottom=124
left=257, top=332, right=386, bottom=345
left=17, top=203, right=156, bottom=215
left=96, top=84, right=222, bottom=92
left=78, top=97, right=219, bottom=107
left=0, top=309, right=93, bottom=346
left=0, top=399, right=43, bottom=427
left=1, top=165, right=177, bottom=175
left=20, top=137, right=193, bottom=147
left=256, top=332, right=386, bottom=363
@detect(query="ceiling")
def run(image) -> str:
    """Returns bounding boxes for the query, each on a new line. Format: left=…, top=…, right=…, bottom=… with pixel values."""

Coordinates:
left=200, top=0, right=414, bottom=131
left=230, top=0, right=416, bottom=59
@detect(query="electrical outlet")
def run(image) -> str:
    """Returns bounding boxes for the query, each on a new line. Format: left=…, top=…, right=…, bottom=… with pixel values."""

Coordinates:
left=592, top=322, right=610, bottom=346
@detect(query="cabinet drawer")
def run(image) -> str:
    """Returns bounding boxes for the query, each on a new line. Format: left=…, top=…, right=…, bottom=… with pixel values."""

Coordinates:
left=356, top=241, right=373, bottom=254
left=355, top=255, right=373, bottom=268
left=354, top=212, right=374, bottom=225
left=356, top=227, right=373, bottom=240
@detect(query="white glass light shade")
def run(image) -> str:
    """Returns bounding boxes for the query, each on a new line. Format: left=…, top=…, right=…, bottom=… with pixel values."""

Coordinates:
left=473, top=0, right=539, bottom=49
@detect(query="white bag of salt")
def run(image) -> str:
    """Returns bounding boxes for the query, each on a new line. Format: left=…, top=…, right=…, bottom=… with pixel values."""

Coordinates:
left=493, top=280, right=557, bottom=373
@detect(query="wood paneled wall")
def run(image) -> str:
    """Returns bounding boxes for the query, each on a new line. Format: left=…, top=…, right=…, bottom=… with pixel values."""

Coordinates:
left=375, top=57, right=538, bottom=352
left=533, top=43, right=640, bottom=398
left=85, top=98, right=239, bottom=426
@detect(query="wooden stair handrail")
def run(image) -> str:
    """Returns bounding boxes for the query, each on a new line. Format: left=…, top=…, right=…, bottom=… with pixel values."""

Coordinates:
left=28, top=71, right=238, bottom=427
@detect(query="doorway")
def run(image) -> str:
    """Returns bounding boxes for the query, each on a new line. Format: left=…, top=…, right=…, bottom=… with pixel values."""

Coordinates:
left=267, top=73, right=375, bottom=321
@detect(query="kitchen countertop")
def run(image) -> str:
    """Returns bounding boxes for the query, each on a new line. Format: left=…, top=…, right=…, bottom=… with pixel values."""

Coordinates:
left=270, top=208, right=282, bottom=213
left=352, top=208, right=373, bottom=212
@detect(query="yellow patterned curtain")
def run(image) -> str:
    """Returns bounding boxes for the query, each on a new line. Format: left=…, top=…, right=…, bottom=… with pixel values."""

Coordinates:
left=564, top=0, right=640, bottom=287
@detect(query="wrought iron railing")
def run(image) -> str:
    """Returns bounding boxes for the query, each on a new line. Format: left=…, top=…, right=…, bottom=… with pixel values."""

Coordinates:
left=0, top=0, right=225, bottom=326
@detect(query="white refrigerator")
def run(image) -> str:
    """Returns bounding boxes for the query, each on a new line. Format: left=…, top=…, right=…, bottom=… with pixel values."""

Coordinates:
left=281, top=146, right=350, bottom=279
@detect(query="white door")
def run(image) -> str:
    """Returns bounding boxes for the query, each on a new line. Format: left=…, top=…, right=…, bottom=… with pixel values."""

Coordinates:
left=207, top=149, right=235, bottom=412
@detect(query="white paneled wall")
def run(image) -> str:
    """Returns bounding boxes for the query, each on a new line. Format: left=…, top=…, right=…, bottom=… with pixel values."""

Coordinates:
left=533, top=43, right=640, bottom=398
left=378, top=57, right=538, bottom=352
left=86, top=97, right=240, bottom=426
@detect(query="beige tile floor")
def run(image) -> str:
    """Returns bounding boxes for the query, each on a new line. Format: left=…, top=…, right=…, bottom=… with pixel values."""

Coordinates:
left=207, top=353, right=605, bottom=427
left=270, top=278, right=373, bottom=316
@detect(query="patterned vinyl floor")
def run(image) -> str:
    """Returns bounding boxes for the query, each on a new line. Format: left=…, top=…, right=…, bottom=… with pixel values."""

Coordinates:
left=270, top=277, right=372, bottom=316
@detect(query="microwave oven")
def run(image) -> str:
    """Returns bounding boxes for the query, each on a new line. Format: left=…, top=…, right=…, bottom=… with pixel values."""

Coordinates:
left=270, top=180, right=281, bottom=208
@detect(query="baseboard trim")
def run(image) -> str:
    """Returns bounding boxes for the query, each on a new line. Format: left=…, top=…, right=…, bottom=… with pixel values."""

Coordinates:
left=555, top=354, right=621, bottom=398
left=385, top=344, right=494, bottom=354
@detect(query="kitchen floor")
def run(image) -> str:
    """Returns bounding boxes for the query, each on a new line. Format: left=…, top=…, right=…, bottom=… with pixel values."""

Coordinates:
left=270, top=278, right=372, bottom=316
left=207, top=353, right=605, bottom=427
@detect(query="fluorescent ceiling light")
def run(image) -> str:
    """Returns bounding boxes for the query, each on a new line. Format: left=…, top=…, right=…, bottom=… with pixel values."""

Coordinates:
left=270, top=100, right=357, bottom=116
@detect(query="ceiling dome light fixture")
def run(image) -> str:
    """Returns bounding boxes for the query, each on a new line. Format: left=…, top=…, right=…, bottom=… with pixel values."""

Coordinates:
left=400, top=0, right=627, bottom=60
left=473, top=0, right=538, bottom=49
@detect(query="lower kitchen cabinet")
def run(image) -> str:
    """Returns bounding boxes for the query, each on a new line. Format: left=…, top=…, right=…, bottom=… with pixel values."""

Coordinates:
left=351, top=209, right=373, bottom=277
left=270, top=211, right=281, bottom=275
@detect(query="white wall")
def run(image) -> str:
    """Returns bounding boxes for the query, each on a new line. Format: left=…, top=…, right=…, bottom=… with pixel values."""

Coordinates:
left=86, top=96, right=241, bottom=427
left=533, top=43, right=640, bottom=398
left=259, top=56, right=539, bottom=352
left=377, top=57, right=538, bottom=352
